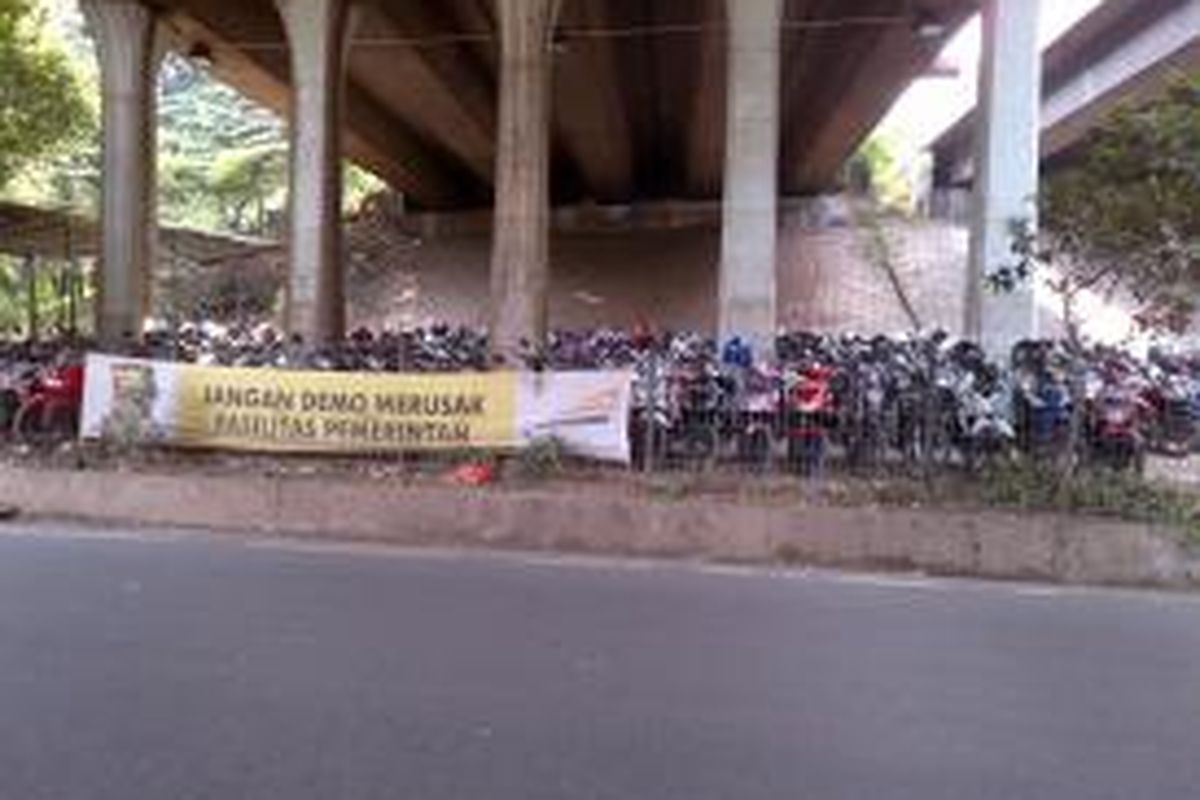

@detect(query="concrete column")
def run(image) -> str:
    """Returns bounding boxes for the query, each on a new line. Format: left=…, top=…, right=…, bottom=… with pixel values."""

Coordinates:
left=490, top=0, right=561, bottom=361
left=966, top=0, right=1042, bottom=354
left=83, top=0, right=158, bottom=346
left=275, top=0, right=354, bottom=344
left=718, top=0, right=783, bottom=353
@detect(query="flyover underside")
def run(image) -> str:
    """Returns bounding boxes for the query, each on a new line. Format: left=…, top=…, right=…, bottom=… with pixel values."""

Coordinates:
left=158, top=0, right=974, bottom=210
left=933, top=0, right=1199, bottom=186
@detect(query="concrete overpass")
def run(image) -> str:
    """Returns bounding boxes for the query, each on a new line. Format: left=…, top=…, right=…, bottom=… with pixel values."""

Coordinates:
left=82, top=0, right=1043, bottom=356
left=933, top=0, right=1200, bottom=187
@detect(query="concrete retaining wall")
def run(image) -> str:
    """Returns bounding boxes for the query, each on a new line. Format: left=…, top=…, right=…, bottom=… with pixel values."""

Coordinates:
left=4, top=465, right=1197, bottom=589
left=346, top=199, right=972, bottom=336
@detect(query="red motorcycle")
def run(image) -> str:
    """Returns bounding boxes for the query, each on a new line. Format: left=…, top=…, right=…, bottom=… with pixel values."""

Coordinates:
left=1086, top=384, right=1147, bottom=473
left=784, top=364, right=837, bottom=474
left=12, top=362, right=85, bottom=442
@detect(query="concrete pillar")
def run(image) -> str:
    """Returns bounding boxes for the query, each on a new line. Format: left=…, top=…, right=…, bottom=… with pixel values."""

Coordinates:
left=718, top=0, right=783, bottom=353
left=83, top=0, right=159, bottom=345
left=489, top=0, right=561, bottom=361
left=966, top=0, right=1042, bottom=354
left=275, top=0, right=354, bottom=344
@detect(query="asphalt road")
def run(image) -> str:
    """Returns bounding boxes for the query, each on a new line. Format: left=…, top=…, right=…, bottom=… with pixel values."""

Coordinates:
left=1, top=526, right=1200, bottom=800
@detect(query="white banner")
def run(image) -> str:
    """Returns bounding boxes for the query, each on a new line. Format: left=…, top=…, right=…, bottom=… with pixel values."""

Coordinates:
left=516, top=370, right=633, bottom=465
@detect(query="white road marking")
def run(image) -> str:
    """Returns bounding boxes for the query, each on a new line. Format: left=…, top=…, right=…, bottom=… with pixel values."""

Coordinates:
left=241, top=538, right=468, bottom=561
left=1010, top=585, right=1068, bottom=598
left=0, top=523, right=191, bottom=544
left=810, top=571, right=940, bottom=589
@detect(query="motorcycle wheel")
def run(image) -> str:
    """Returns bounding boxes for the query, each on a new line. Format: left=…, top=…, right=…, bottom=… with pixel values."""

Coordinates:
left=967, top=436, right=1011, bottom=473
left=1094, top=439, right=1140, bottom=473
left=787, top=434, right=825, bottom=476
left=11, top=399, right=45, bottom=442
left=630, top=417, right=668, bottom=471
left=0, top=390, right=22, bottom=434
left=739, top=428, right=772, bottom=472
left=43, top=401, right=78, bottom=440
left=681, top=427, right=719, bottom=470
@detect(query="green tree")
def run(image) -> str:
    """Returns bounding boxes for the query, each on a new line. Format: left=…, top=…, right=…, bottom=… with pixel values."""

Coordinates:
left=157, top=53, right=288, bottom=235
left=845, top=135, right=914, bottom=211
left=0, top=0, right=92, bottom=190
left=209, top=143, right=288, bottom=235
left=1016, top=77, right=1200, bottom=334
left=986, top=79, right=1200, bottom=475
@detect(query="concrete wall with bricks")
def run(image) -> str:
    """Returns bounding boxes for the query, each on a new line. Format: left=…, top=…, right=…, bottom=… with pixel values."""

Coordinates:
left=348, top=199, right=972, bottom=338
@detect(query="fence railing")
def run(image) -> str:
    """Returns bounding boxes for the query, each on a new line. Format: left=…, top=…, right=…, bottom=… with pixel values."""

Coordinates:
left=0, top=330, right=1195, bottom=484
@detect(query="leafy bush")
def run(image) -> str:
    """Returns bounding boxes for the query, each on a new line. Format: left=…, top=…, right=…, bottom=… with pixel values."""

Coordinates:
left=505, top=437, right=565, bottom=482
left=976, top=461, right=1200, bottom=543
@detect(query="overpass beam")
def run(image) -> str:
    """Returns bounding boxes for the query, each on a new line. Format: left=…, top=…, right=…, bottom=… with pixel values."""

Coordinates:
left=83, top=0, right=160, bottom=346
left=275, top=0, right=353, bottom=344
left=490, top=0, right=561, bottom=360
left=718, top=0, right=783, bottom=353
left=967, top=0, right=1042, bottom=354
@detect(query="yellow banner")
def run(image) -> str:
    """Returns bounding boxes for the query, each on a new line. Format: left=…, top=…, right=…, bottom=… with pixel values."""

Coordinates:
left=173, top=366, right=519, bottom=453
left=82, top=355, right=632, bottom=461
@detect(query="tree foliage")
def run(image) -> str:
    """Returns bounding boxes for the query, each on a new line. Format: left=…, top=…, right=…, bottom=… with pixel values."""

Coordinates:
left=0, top=0, right=91, bottom=190
left=157, top=54, right=288, bottom=236
left=11, top=3, right=386, bottom=236
left=0, top=1, right=395, bottom=329
left=846, top=135, right=914, bottom=211
left=1028, top=77, right=1200, bottom=334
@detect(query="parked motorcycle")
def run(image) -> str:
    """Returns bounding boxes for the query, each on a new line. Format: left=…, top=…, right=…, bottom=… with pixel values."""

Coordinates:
left=12, top=361, right=84, bottom=442
left=1086, top=383, right=1147, bottom=472
left=784, top=363, right=837, bottom=474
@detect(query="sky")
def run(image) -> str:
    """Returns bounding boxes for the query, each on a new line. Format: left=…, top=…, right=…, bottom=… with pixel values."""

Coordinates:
left=880, top=0, right=1107, bottom=149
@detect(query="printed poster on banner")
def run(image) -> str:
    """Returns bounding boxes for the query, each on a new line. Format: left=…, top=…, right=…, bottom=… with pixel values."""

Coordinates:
left=517, top=371, right=633, bottom=465
left=80, top=354, right=633, bottom=464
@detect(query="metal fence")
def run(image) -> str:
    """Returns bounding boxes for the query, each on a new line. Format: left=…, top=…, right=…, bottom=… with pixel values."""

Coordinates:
left=629, top=353, right=1004, bottom=478
left=0, top=328, right=1192, bottom=486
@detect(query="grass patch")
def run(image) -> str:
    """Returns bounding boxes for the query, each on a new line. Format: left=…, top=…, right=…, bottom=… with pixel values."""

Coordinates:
left=642, top=474, right=701, bottom=502
left=875, top=462, right=1200, bottom=545
left=503, top=437, right=565, bottom=483
left=985, top=462, right=1200, bottom=545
